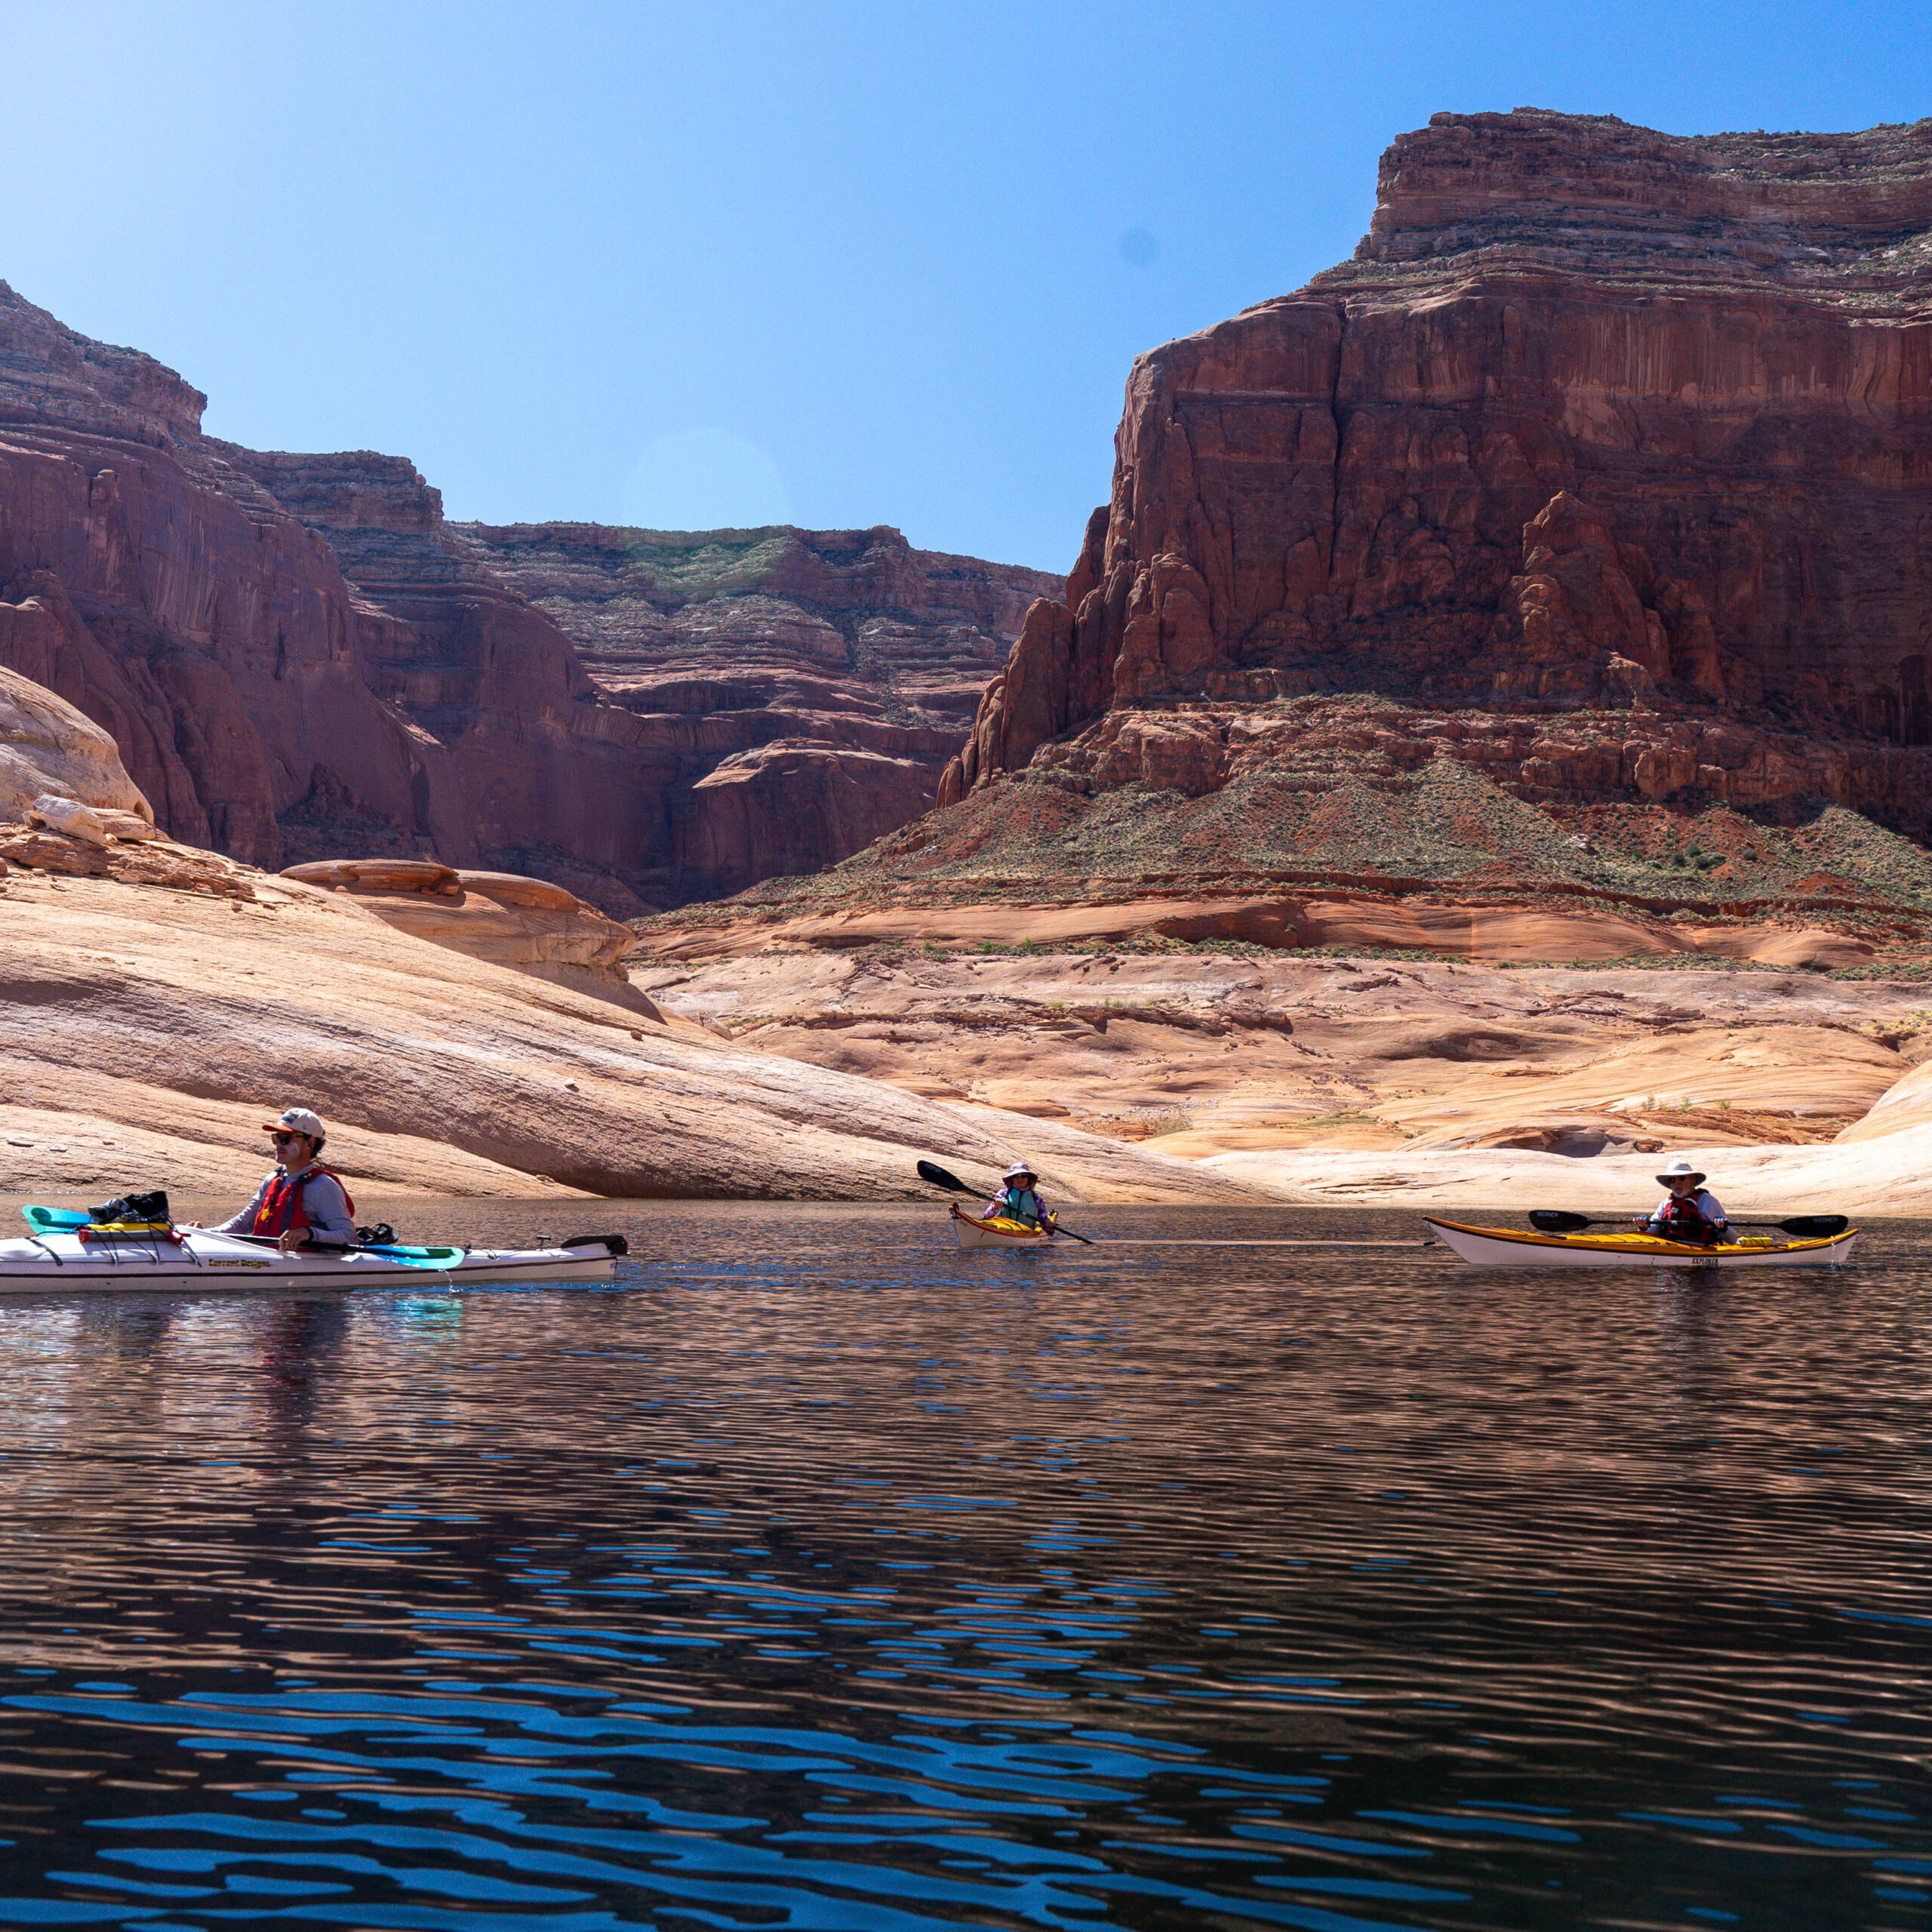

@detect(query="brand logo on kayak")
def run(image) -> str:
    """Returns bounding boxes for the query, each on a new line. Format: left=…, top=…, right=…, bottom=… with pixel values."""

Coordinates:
left=207, top=1259, right=270, bottom=1269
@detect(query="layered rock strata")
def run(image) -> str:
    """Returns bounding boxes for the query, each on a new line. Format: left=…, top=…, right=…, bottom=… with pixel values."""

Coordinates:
left=452, top=522, right=1058, bottom=903
left=0, top=282, right=1051, bottom=913
left=638, top=685, right=1932, bottom=968
left=943, top=110, right=1932, bottom=857
left=0, top=859, right=1273, bottom=1202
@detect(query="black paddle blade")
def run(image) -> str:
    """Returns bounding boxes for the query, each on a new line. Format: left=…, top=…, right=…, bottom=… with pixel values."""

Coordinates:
left=917, top=1160, right=973, bottom=1195
left=1529, top=1210, right=1592, bottom=1232
left=1777, top=1214, right=1848, bottom=1238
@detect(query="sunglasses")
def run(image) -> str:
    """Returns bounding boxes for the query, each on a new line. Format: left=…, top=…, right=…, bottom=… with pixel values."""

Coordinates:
left=272, top=1131, right=307, bottom=1146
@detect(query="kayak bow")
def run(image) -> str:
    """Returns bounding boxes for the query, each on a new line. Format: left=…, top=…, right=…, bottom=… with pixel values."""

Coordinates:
left=949, top=1204, right=1053, bottom=1251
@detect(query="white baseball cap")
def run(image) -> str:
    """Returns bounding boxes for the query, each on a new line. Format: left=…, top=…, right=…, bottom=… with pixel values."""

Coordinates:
left=263, top=1107, right=325, bottom=1140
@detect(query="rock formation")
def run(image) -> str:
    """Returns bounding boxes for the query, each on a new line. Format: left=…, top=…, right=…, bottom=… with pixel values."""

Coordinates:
left=639, top=693, right=1932, bottom=970
left=942, top=110, right=1932, bottom=850
left=281, top=857, right=651, bottom=1010
left=454, top=522, right=1057, bottom=903
left=635, top=948, right=1932, bottom=1214
left=0, top=661, right=153, bottom=826
left=0, top=282, right=1053, bottom=913
left=635, top=946, right=1929, bottom=1149
left=0, top=863, right=1260, bottom=1209
left=0, top=654, right=1252, bottom=1204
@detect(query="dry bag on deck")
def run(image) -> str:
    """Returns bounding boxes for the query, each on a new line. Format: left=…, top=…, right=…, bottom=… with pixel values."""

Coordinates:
left=89, top=1190, right=170, bottom=1226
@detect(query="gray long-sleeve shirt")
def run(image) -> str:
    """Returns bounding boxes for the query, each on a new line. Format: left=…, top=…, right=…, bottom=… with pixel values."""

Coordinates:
left=215, top=1165, right=356, bottom=1245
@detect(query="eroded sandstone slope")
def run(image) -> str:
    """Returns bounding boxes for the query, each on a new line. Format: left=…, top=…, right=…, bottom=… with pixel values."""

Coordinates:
left=0, top=654, right=1255, bottom=1205
left=0, top=837, right=1259, bottom=1204
left=0, top=861, right=1269, bottom=1202
left=634, top=946, right=1932, bottom=1213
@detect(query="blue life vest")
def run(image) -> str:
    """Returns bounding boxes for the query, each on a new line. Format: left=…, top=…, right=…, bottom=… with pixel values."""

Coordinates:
left=998, top=1186, right=1044, bottom=1227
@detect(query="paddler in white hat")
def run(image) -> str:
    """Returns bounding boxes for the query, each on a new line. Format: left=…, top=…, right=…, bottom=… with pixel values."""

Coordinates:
left=983, top=1161, right=1052, bottom=1230
left=1639, top=1158, right=1730, bottom=1246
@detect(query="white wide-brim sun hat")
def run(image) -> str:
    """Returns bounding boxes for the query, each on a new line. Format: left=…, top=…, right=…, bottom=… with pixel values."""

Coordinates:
left=1656, top=1158, right=1706, bottom=1185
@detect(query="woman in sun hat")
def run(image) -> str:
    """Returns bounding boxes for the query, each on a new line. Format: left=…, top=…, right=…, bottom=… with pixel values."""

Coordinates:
left=983, top=1160, right=1051, bottom=1229
left=1640, top=1158, right=1730, bottom=1245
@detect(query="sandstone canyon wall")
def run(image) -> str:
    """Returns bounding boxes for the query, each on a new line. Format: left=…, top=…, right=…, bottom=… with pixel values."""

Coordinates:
left=943, top=110, right=1932, bottom=847
left=451, top=522, right=1057, bottom=902
left=0, top=281, right=1054, bottom=913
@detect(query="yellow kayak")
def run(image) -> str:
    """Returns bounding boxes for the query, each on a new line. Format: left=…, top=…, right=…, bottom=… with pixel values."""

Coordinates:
left=1426, top=1217, right=1858, bottom=1269
left=949, top=1204, right=1054, bottom=1250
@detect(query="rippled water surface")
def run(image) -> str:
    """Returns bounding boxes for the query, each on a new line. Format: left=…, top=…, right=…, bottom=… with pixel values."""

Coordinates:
left=0, top=1198, right=1927, bottom=1931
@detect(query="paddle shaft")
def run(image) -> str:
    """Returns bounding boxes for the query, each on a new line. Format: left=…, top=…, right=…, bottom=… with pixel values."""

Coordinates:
left=1531, top=1210, right=1847, bottom=1238
left=226, top=1231, right=460, bottom=1260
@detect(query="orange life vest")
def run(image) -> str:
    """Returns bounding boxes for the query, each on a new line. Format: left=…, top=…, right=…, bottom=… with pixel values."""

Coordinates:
left=251, top=1166, right=355, bottom=1238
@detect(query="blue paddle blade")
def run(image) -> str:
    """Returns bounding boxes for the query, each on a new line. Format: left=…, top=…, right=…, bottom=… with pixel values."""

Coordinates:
left=24, top=1205, right=88, bottom=1232
left=363, top=1246, right=466, bottom=1270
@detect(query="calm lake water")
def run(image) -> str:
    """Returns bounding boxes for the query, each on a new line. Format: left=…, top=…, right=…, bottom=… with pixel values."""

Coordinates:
left=0, top=1198, right=1925, bottom=1932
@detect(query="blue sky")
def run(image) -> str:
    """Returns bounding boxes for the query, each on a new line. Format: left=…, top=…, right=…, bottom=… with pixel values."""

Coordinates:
left=2, top=1, right=1927, bottom=571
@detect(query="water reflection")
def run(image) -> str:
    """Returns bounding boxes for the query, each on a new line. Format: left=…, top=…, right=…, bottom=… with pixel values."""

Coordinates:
left=0, top=1201, right=1922, bottom=1930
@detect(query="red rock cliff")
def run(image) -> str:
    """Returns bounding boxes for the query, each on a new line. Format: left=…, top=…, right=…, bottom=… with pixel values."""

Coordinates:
left=945, top=109, right=1932, bottom=810
left=0, top=284, right=1054, bottom=909
left=453, top=522, right=1058, bottom=901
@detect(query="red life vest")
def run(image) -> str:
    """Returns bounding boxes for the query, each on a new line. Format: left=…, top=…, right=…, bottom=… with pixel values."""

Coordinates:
left=1656, top=1193, right=1718, bottom=1244
left=251, top=1165, right=355, bottom=1238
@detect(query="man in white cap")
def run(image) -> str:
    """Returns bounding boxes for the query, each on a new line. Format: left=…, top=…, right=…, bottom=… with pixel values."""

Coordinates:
left=210, top=1107, right=358, bottom=1253
left=1640, top=1159, right=1730, bottom=1245
left=982, top=1161, right=1051, bottom=1229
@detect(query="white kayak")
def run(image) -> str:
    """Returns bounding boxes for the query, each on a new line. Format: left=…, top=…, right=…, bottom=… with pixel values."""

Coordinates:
left=1426, top=1217, right=1858, bottom=1270
left=0, top=1219, right=626, bottom=1291
left=949, top=1204, right=1054, bottom=1250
